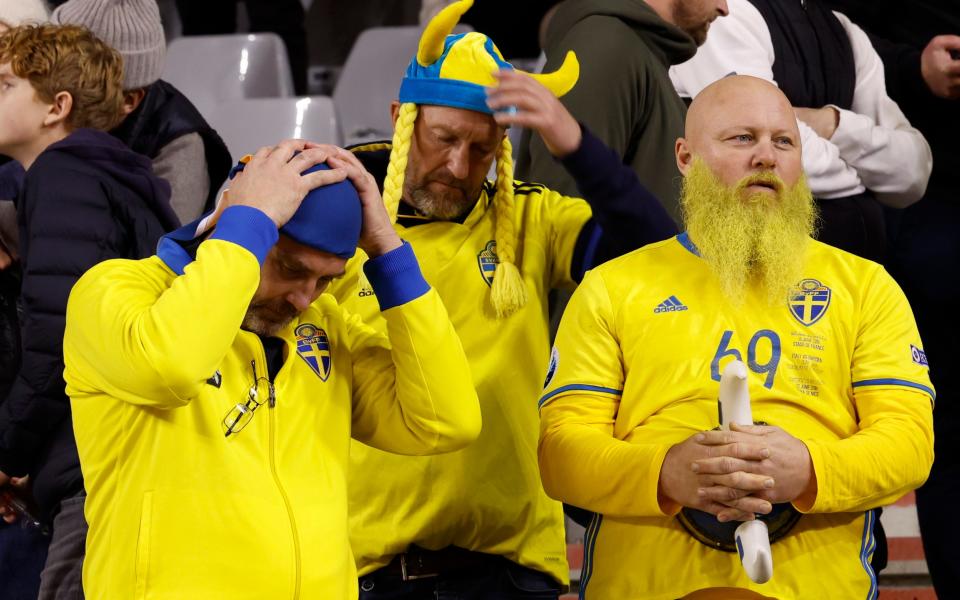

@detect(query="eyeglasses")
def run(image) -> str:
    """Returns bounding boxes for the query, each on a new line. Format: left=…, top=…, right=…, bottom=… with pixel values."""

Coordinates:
left=222, top=361, right=275, bottom=437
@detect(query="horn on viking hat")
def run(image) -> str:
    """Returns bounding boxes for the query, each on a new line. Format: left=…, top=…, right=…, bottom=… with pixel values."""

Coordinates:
left=520, top=51, right=580, bottom=98
left=417, top=0, right=473, bottom=66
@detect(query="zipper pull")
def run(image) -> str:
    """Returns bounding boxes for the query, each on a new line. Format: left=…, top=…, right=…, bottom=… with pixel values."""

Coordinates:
left=268, top=381, right=276, bottom=408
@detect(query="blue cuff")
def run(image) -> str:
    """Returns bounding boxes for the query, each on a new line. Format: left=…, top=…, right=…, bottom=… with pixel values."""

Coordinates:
left=363, top=241, right=430, bottom=311
left=210, top=206, right=278, bottom=265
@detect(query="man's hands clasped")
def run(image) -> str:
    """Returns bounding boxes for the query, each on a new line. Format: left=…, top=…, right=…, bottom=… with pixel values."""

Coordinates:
left=659, top=423, right=814, bottom=522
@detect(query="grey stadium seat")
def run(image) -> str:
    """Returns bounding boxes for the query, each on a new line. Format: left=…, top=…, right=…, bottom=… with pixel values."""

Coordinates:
left=205, top=96, right=340, bottom=164
left=164, top=33, right=295, bottom=120
left=333, top=25, right=471, bottom=146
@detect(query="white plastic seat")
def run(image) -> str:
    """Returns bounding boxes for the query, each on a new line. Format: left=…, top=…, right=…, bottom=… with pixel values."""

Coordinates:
left=205, top=96, right=340, bottom=164
left=163, top=33, right=295, bottom=119
left=333, top=25, right=471, bottom=146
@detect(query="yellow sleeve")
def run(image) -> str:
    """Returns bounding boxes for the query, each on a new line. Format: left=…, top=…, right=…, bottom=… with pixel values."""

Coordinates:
left=538, top=270, right=672, bottom=517
left=539, top=187, right=592, bottom=291
left=797, top=267, right=934, bottom=513
left=64, top=206, right=275, bottom=408
left=346, top=285, right=481, bottom=456
left=64, top=240, right=262, bottom=408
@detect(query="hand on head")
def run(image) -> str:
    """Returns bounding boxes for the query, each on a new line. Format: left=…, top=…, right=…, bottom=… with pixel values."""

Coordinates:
left=486, top=69, right=582, bottom=158
left=226, top=139, right=349, bottom=228
left=325, top=150, right=402, bottom=258
left=220, top=139, right=400, bottom=257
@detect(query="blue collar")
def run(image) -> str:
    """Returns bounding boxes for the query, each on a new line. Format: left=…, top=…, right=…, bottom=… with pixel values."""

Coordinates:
left=676, top=232, right=701, bottom=257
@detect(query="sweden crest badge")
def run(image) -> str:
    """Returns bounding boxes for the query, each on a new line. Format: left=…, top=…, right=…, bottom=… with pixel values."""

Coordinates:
left=788, top=279, right=831, bottom=326
left=477, top=240, right=499, bottom=287
left=295, top=323, right=332, bottom=381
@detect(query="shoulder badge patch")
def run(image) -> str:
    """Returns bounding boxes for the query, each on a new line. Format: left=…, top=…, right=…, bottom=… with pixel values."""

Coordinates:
left=477, top=240, right=499, bottom=287
left=543, top=347, right=560, bottom=389
left=295, top=323, right=332, bottom=381
left=788, top=279, right=831, bottom=326
left=911, top=344, right=929, bottom=368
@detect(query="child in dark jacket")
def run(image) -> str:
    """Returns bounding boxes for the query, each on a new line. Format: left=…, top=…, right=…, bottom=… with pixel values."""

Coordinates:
left=0, top=24, right=179, bottom=599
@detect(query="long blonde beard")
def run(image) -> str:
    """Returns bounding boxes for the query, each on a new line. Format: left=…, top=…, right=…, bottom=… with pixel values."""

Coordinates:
left=681, top=158, right=818, bottom=306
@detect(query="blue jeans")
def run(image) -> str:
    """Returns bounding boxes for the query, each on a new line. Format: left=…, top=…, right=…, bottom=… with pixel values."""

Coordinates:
left=0, top=520, right=50, bottom=600
left=359, top=557, right=562, bottom=600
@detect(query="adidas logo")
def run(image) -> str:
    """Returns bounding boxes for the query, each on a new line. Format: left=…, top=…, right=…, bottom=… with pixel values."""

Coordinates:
left=653, top=295, right=689, bottom=314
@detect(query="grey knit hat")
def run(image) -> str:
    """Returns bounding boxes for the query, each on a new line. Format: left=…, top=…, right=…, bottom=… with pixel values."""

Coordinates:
left=0, top=0, right=49, bottom=28
left=51, top=0, right=165, bottom=90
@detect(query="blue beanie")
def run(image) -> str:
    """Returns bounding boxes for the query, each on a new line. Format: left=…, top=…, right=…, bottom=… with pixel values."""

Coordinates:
left=230, top=160, right=362, bottom=259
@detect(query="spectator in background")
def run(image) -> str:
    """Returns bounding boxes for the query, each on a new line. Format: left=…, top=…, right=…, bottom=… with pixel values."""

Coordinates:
left=0, top=24, right=179, bottom=599
left=669, top=0, right=932, bottom=263
left=52, top=0, right=232, bottom=223
left=0, top=0, right=49, bottom=266
left=517, top=0, right=729, bottom=222
left=0, top=6, right=53, bottom=600
left=334, top=2, right=676, bottom=597
left=818, top=1, right=960, bottom=595
left=174, top=0, right=308, bottom=95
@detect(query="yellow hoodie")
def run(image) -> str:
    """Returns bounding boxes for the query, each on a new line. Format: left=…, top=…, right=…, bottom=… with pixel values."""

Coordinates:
left=63, top=206, right=481, bottom=599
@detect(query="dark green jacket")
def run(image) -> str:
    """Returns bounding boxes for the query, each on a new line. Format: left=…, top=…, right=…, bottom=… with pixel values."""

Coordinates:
left=516, top=0, right=696, bottom=224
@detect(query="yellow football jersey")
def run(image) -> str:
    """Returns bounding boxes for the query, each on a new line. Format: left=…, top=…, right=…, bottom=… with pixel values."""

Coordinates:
left=328, top=178, right=592, bottom=585
left=539, top=234, right=934, bottom=599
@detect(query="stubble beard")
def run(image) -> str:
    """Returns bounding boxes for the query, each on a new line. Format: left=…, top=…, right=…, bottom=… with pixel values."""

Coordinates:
left=673, top=3, right=714, bottom=46
left=241, top=300, right=299, bottom=337
left=407, top=185, right=473, bottom=221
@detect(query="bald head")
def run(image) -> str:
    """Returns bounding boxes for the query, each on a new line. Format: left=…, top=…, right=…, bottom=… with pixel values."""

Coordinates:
left=686, top=76, right=796, bottom=139
left=676, top=75, right=803, bottom=190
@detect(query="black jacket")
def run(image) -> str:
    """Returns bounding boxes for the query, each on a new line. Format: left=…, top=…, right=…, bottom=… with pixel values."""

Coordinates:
left=0, top=157, right=21, bottom=403
left=0, top=129, right=179, bottom=518
left=111, top=79, right=233, bottom=214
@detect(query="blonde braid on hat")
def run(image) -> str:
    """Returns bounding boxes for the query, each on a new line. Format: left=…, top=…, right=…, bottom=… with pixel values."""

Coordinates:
left=490, top=135, right=526, bottom=317
left=383, top=103, right=419, bottom=224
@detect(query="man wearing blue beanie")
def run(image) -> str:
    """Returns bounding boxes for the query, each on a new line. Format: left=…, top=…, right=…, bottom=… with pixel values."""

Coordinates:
left=59, top=139, right=482, bottom=599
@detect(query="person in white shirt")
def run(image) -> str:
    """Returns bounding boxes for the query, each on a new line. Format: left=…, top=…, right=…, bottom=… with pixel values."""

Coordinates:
left=670, top=0, right=931, bottom=262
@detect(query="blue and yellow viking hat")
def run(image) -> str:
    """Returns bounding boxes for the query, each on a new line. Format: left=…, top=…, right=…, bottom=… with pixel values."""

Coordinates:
left=383, top=0, right=579, bottom=318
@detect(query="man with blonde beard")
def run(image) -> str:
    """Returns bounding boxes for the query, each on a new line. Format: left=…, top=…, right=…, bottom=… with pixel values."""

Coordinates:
left=537, top=75, right=934, bottom=599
